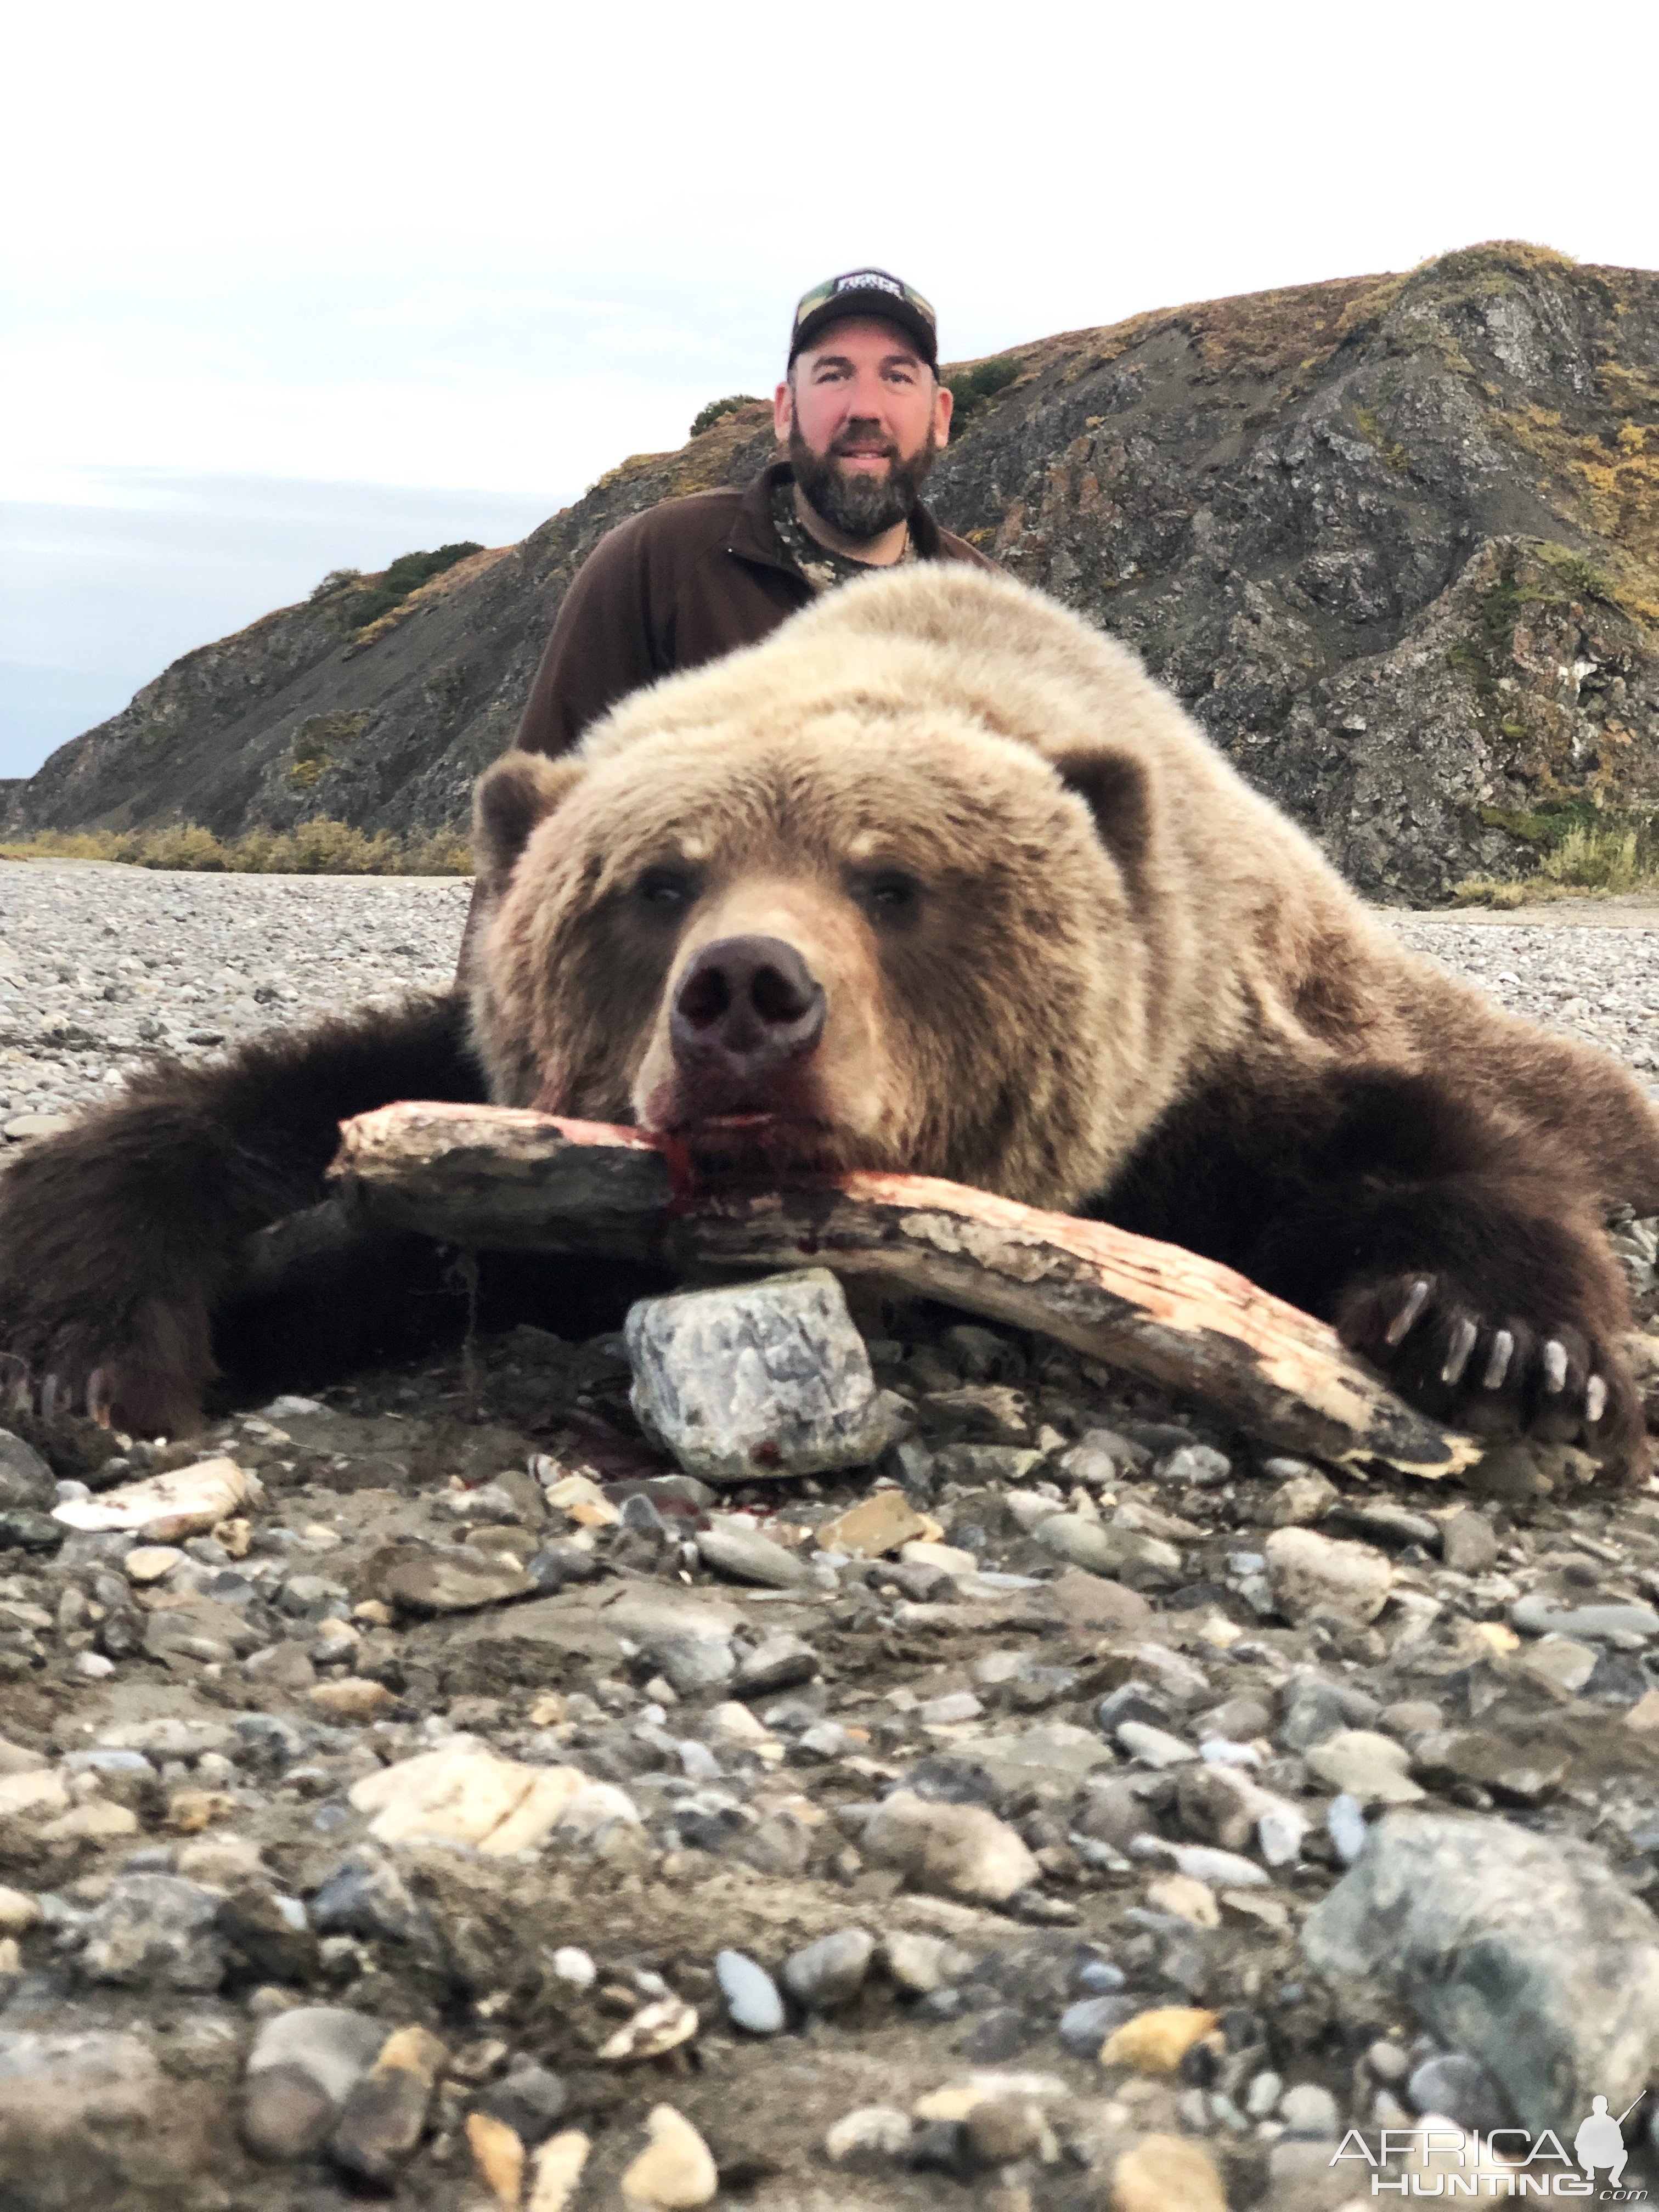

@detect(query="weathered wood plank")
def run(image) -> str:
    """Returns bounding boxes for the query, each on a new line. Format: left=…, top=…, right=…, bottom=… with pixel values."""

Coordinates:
left=325, top=1101, right=1482, bottom=1479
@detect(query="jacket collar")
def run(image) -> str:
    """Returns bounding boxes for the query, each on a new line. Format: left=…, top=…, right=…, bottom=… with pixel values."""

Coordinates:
left=726, top=458, right=945, bottom=569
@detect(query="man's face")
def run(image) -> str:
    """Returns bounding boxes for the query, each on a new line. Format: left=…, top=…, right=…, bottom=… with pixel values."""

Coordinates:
left=774, top=315, right=953, bottom=541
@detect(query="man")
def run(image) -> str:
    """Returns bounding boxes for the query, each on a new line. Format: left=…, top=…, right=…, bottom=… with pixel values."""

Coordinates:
left=509, top=267, right=996, bottom=760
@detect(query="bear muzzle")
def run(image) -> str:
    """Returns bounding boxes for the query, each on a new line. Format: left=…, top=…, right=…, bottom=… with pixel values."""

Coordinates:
left=669, top=933, right=825, bottom=1090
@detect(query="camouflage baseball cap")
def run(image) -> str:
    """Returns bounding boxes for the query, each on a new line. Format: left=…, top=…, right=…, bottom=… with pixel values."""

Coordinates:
left=789, top=269, right=938, bottom=370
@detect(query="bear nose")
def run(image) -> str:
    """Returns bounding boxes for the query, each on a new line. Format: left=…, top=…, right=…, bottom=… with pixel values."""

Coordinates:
left=670, top=934, right=827, bottom=1081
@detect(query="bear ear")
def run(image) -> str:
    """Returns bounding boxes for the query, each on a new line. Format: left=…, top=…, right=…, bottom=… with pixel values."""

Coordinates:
left=1049, top=746, right=1154, bottom=887
left=472, top=751, right=586, bottom=895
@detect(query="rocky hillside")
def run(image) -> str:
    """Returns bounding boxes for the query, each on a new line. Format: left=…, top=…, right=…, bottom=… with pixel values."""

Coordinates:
left=11, top=241, right=1658, bottom=902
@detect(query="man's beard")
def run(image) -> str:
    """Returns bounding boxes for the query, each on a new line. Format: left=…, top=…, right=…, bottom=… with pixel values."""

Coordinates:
left=789, top=419, right=939, bottom=543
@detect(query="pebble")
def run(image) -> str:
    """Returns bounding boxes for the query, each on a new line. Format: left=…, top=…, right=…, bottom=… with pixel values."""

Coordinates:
left=715, top=1948, right=785, bottom=2033
left=861, top=1790, right=1039, bottom=1904
left=1036, top=1514, right=1180, bottom=1576
left=1304, top=1729, right=1426, bottom=1805
left=619, top=2102, right=718, bottom=2208
left=1099, top=2007, right=1219, bottom=2074
left=77, top=1872, right=225, bottom=1989
left=348, top=1747, right=639, bottom=1852
left=826, top=2104, right=915, bottom=2163
left=527, top=2130, right=591, bottom=2212
left=1509, top=1594, right=1659, bottom=1641
left=466, top=2108, right=526, bottom=2206
left=329, top=2022, right=447, bottom=2184
left=816, top=1488, right=932, bottom=1558
left=1264, top=1525, right=1393, bottom=1627
left=781, top=1926, right=874, bottom=2010
left=1110, top=2134, right=1228, bottom=2211
left=1279, top=2080, right=1340, bottom=2135
left=696, top=1517, right=809, bottom=1588
left=241, top=2005, right=386, bottom=2160
left=1407, top=2050, right=1510, bottom=2130
left=1059, top=1995, right=1138, bottom=2057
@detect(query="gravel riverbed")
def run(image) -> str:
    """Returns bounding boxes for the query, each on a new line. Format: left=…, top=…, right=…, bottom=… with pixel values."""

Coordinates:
left=1, top=864, right=1655, bottom=1134
left=2, top=860, right=1659, bottom=2209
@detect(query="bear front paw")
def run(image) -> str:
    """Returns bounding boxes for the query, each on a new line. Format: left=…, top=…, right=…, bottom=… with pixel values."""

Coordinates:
left=0, top=1327, right=208, bottom=1440
left=1338, top=1269, right=1644, bottom=1465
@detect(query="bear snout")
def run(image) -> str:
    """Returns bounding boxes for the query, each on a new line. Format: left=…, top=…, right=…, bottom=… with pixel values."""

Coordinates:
left=669, top=935, right=827, bottom=1107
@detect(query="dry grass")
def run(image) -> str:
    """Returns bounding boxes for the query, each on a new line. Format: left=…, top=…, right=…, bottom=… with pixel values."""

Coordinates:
left=0, top=819, right=473, bottom=876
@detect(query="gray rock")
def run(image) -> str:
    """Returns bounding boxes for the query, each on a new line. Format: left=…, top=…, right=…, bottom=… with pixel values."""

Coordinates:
left=1265, top=1526, right=1393, bottom=1628
left=1303, top=1811, right=1659, bottom=2138
left=1035, top=1514, right=1180, bottom=1577
left=715, top=1948, right=786, bottom=2033
left=1440, top=1509, right=1500, bottom=1575
left=862, top=1791, right=1039, bottom=1904
left=1279, top=2081, right=1340, bottom=2136
left=696, top=1518, right=809, bottom=1589
left=1155, top=1444, right=1231, bottom=1486
left=77, top=1874, right=225, bottom=1991
left=733, top=1633, right=819, bottom=1696
left=0, top=2027, right=206, bottom=2203
left=0, top=1431, right=53, bottom=1514
left=1267, top=1470, right=1338, bottom=1527
left=473, top=2059, right=568, bottom=2146
left=1407, top=2051, right=1510, bottom=2131
left=242, top=2006, right=386, bottom=2162
left=1510, top=1594, right=1659, bottom=1642
left=782, top=1926, right=875, bottom=2010
left=626, top=1268, right=904, bottom=1483
left=308, top=1848, right=441, bottom=1958
left=1058, top=1994, right=1137, bottom=2057
left=1304, top=1730, right=1425, bottom=1806
left=376, top=1548, right=532, bottom=1615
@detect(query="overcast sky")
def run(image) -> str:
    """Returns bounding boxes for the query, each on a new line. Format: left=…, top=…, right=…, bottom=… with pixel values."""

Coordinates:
left=3, top=0, right=1655, bottom=780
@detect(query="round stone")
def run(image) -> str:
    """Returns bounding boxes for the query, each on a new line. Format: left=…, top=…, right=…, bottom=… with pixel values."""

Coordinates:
left=715, top=1948, right=785, bottom=2034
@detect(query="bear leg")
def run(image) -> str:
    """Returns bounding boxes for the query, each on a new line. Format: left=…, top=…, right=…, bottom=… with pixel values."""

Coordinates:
left=1105, top=1063, right=1650, bottom=1474
left=0, top=992, right=486, bottom=1436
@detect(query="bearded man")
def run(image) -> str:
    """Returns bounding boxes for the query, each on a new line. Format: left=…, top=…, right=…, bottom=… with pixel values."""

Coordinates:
left=506, top=269, right=995, bottom=761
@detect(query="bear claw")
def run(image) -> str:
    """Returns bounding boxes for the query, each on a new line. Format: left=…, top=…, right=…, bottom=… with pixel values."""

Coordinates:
left=1482, top=1329, right=1515, bottom=1389
left=1386, top=1277, right=1431, bottom=1346
left=1440, top=1317, right=1479, bottom=1386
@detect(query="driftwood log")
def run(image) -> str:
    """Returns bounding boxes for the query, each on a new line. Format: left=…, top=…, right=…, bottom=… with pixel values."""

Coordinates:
left=290, top=1101, right=1485, bottom=1480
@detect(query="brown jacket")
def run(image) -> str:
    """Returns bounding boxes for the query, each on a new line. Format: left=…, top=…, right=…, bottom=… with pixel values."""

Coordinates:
left=512, top=459, right=996, bottom=758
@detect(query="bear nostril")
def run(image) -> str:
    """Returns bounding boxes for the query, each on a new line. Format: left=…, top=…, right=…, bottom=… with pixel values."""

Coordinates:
left=670, top=934, right=827, bottom=1080
left=751, top=964, right=811, bottom=1026
left=676, top=967, right=732, bottom=1030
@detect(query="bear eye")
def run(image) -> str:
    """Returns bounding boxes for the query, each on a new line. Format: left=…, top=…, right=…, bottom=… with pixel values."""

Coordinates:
left=636, top=864, right=698, bottom=913
left=855, top=868, right=922, bottom=923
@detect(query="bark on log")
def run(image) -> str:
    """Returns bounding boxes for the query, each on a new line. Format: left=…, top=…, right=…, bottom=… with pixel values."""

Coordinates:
left=325, top=1101, right=1482, bottom=1480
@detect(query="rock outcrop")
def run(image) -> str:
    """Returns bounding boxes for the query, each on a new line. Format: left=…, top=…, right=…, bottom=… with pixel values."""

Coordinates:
left=10, top=241, right=1658, bottom=899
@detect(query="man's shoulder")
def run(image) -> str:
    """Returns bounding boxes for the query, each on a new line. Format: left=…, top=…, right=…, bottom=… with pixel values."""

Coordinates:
left=595, top=482, right=757, bottom=565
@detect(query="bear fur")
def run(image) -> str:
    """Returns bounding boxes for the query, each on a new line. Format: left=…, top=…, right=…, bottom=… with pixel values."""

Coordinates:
left=1, top=563, right=1656, bottom=1463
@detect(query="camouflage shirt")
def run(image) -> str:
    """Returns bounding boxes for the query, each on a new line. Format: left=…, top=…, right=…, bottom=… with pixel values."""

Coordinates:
left=770, top=477, right=918, bottom=594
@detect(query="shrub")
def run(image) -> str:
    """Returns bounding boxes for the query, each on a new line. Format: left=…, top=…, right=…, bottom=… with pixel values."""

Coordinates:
left=689, top=394, right=763, bottom=438
left=346, top=544, right=484, bottom=631
left=0, top=820, right=473, bottom=876
left=946, top=354, right=1023, bottom=431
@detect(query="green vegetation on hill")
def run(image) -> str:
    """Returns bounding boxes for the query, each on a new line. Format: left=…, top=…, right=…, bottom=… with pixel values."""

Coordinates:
left=0, top=820, right=472, bottom=875
left=341, top=543, right=484, bottom=630
left=689, top=394, right=762, bottom=437
left=945, top=354, right=1021, bottom=431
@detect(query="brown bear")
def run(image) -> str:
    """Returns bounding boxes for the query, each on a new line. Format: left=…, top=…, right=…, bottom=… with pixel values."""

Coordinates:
left=1, top=564, right=1656, bottom=1465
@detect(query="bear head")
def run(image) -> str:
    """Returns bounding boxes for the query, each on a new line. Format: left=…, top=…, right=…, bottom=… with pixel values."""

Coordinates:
left=467, top=571, right=1202, bottom=1211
